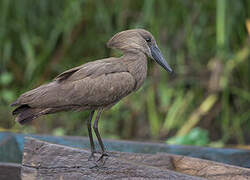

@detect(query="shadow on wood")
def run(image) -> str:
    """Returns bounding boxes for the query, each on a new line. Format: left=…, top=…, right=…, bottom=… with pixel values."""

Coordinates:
left=0, top=162, right=21, bottom=180
left=22, top=137, right=250, bottom=180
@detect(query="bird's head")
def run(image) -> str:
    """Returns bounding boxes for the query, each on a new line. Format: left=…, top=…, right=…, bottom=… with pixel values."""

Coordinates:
left=107, top=29, right=173, bottom=73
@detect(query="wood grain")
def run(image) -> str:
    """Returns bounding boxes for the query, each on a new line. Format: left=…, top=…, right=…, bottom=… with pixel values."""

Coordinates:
left=22, top=137, right=250, bottom=180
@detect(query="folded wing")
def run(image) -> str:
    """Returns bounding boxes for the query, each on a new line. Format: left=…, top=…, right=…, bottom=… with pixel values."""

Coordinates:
left=12, top=58, right=136, bottom=109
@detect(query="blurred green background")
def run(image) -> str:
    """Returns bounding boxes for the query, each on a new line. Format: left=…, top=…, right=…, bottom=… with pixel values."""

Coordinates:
left=0, top=0, right=250, bottom=148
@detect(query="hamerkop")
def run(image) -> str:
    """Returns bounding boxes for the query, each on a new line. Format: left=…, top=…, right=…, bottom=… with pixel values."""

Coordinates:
left=11, top=29, right=172, bottom=160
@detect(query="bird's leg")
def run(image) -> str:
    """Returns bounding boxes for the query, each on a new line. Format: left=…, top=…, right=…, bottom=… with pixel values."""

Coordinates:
left=86, top=110, right=96, bottom=161
left=93, top=109, right=109, bottom=162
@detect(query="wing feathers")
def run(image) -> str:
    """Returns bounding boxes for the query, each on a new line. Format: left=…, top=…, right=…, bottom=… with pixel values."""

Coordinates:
left=12, top=58, right=136, bottom=113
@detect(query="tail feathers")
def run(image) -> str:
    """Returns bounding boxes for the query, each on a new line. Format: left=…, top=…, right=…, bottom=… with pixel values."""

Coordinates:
left=13, top=105, right=45, bottom=125
left=12, top=104, right=30, bottom=115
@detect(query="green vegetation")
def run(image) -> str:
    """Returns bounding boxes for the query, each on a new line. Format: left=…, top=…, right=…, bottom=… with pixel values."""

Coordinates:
left=0, top=0, right=249, bottom=147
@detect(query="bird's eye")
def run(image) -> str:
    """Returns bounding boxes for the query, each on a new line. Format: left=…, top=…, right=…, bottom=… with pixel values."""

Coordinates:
left=146, top=38, right=151, bottom=43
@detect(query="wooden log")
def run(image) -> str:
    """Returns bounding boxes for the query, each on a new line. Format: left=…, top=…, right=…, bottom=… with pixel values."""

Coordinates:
left=21, top=137, right=203, bottom=180
left=116, top=152, right=250, bottom=180
left=22, top=137, right=250, bottom=180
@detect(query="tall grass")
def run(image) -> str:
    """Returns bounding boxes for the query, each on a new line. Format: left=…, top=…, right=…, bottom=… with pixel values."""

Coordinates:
left=0, top=0, right=249, bottom=146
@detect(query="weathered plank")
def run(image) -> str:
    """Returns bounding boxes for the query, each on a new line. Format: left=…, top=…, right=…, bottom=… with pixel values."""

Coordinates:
left=22, top=137, right=204, bottom=180
left=115, top=152, right=250, bottom=180
left=22, top=137, right=250, bottom=180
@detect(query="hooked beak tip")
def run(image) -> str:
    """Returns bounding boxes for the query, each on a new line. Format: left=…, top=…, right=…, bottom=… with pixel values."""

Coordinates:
left=151, top=45, right=173, bottom=74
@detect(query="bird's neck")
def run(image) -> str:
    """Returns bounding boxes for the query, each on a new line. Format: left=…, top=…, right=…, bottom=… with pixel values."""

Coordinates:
left=123, top=52, right=148, bottom=91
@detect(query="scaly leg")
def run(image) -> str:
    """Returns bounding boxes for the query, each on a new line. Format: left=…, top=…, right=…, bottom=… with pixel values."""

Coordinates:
left=93, top=109, right=108, bottom=162
left=86, top=110, right=96, bottom=160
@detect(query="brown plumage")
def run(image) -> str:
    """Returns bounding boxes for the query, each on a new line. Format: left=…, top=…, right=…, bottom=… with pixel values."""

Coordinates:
left=11, top=29, right=172, bottom=160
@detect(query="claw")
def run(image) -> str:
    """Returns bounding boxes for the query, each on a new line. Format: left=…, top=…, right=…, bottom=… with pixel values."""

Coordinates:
left=88, top=152, right=109, bottom=168
left=97, top=152, right=109, bottom=162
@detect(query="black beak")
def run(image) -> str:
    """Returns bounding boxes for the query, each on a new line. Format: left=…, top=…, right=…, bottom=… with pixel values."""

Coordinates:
left=150, top=45, right=173, bottom=73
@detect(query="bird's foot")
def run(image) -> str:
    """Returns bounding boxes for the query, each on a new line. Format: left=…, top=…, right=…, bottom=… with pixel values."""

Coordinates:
left=88, top=152, right=109, bottom=169
left=88, top=151, right=109, bottom=168
left=97, top=151, right=109, bottom=162
left=88, top=150, right=97, bottom=161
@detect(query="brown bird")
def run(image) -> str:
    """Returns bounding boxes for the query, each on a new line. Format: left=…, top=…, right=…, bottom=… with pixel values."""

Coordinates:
left=11, top=29, right=172, bottom=160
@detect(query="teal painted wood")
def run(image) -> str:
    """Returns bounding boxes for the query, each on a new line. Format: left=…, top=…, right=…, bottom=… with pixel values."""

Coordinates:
left=0, top=135, right=22, bottom=163
left=0, top=132, right=250, bottom=168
